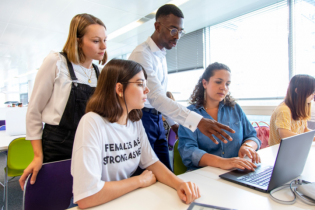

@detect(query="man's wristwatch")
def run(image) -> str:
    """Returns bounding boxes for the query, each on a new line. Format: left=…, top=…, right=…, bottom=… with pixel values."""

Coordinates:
left=242, top=142, right=253, bottom=148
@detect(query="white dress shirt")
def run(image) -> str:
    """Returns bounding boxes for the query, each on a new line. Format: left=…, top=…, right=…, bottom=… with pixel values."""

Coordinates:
left=26, top=51, right=97, bottom=140
left=128, top=37, right=202, bottom=132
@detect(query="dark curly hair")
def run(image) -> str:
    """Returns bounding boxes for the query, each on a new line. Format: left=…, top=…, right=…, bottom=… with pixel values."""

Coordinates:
left=190, top=62, right=236, bottom=108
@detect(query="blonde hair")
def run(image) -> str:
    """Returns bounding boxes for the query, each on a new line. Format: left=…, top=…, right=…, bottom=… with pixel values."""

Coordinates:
left=63, top=13, right=107, bottom=65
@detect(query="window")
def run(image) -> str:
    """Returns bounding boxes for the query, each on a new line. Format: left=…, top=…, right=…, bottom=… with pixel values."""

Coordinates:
left=115, top=53, right=131, bottom=60
left=167, top=1, right=290, bottom=107
left=208, top=1, right=289, bottom=102
left=167, top=69, right=204, bottom=106
left=294, top=0, right=315, bottom=77
left=20, top=93, right=28, bottom=105
left=166, top=29, right=204, bottom=73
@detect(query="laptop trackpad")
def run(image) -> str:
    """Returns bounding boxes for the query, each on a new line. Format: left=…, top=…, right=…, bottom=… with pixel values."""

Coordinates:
left=229, top=164, right=264, bottom=177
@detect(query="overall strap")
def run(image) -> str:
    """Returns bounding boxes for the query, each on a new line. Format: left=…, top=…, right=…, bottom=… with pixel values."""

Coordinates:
left=59, top=52, right=78, bottom=81
left=92, top=64, right=100, bottom=79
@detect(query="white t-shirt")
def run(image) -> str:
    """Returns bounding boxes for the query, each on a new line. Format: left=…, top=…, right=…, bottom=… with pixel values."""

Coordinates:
left=71, top=112, right=159, bottom=203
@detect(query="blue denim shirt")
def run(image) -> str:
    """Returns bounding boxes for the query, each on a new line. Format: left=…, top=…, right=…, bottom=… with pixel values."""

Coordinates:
left=178, top=102, right=261, bottom=171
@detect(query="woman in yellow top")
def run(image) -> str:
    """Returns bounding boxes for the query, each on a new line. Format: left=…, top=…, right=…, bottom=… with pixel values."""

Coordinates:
left=269, top=74, right=315, bottom=146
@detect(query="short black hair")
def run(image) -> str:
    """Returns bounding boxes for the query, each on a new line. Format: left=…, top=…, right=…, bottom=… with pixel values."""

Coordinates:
left=156, top=4, right=184, bottom=21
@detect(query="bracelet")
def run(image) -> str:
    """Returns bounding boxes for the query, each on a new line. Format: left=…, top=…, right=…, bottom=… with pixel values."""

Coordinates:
left=242, top=142, right=252, bottom=148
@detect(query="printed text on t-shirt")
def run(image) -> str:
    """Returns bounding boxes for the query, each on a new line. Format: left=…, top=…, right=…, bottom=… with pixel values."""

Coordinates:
left=103, top=138, right=141, bottom=165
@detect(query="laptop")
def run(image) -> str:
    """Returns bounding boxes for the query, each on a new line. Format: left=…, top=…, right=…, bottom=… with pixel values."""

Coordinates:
left=5, top=107, right=27, bottom=136
left=219, top=130, right=315, bottom=193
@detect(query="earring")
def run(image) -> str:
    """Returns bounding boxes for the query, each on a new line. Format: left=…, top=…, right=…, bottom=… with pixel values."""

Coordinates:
left=119, top=94, right=122, bottom=97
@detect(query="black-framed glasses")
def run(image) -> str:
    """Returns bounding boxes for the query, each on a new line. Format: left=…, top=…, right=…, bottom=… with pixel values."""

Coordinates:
left=121, top=80, right=147, bottom=90
left=159, top=22, right=185, bottom=38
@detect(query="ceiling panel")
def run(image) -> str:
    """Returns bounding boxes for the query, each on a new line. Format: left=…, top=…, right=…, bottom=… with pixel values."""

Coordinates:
left=0, top=22, right=8, bottom=38
left=86, top=0, right=170, bottom=16
left=0, top=0, right=19, bottom=23
left=108, top=0, right=284, bottom=59
left=82, top=3, right=143, bottom=33
left=28, top=0, right=75, bottom=30
left=15, top=28, right=52, bottom=46
left=179, top=0, right=267, bottom=33
left=0, top=0, right=285, bottom=86
left=0, top=24, right=27, bottom=46
left=0, top=45, right=10, bottom=61
left=45, top=0, right=95, bottom=33
left=9, top=0, right=45, bottom=26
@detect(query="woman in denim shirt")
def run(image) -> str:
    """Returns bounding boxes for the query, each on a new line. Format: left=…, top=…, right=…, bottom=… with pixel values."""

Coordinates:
left=178, top=62, right=261, bottom=171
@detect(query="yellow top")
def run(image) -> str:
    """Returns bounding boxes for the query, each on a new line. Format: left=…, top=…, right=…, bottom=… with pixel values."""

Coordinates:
left=269, top=102, right=308, bottom=146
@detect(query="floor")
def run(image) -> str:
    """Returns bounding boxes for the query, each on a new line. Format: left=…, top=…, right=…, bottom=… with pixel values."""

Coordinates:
left=0, top=152, right=23, bottom=210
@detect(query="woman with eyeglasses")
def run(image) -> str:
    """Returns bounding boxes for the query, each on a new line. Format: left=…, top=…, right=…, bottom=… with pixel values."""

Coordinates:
left=71, top=59, right=200, bottom=208
left=269, top=74, right=315, bottom=146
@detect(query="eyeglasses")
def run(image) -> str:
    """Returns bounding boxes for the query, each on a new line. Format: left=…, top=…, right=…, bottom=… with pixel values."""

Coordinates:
left=121, top=80, right=147, bottom=90
left=159, top=22, right=185, bottom=38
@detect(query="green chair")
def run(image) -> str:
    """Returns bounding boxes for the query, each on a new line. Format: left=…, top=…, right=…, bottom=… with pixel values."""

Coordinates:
left=3, top=137, right=34, bottom=210
left=173, top=140, right=187, bottom=175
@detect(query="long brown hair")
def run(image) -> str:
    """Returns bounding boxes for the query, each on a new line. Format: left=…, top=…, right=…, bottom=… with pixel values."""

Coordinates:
left=86, top=59, right=147, bottom=122
left=190, top=62, right=236, bottom=108
left=62, top=13, right=107, bottom=65
left=284, top=74, right=315, bottom=120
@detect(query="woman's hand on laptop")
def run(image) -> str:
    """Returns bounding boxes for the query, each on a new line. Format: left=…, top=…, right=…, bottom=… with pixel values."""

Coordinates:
left=238, top=142, right=261, bottom=164
left=219, top=157, right=257, bottom=171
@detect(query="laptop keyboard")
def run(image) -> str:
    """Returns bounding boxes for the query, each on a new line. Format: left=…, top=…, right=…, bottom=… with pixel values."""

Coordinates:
left=238, top=166, right=273, bottom=187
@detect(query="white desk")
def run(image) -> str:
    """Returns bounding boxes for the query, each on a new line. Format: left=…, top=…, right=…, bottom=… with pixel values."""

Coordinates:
left=0, top=131, right=25, bottom=151
left=69, top=142, right=315, bottom=210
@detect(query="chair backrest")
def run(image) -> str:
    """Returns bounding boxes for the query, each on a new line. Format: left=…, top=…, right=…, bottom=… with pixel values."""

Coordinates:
left=23, top=159, right=73, bottom=210
left=0, top=120, right=5, bottom=127
left=252, top=121, right=270, bottom=149
left=7, top=137, right=34, bottom=170
left=173, top=140, right=187, bottom=175
left=168, top=128, right=177, bottom=150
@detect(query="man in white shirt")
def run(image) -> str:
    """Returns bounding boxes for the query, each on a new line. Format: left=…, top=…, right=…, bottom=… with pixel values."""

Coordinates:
left=129, top=4, right=234, bottom=170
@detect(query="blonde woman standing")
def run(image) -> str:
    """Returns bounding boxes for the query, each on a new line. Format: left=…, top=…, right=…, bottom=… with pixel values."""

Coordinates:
left=19, top=13, right=107, bottom=190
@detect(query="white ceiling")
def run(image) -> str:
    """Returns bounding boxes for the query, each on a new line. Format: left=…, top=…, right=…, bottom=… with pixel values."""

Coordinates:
left=0, top=0, right=283, bottom=86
